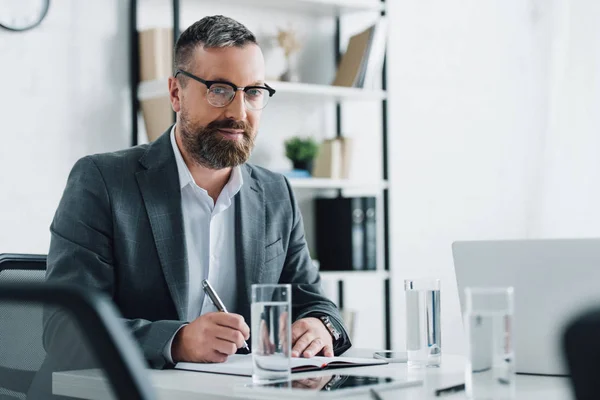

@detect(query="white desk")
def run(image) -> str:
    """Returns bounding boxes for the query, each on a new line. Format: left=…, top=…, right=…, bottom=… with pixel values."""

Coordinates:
left=53, top=349, right=574, bottom=400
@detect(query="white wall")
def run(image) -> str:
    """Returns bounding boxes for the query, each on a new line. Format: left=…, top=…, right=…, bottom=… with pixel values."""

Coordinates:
left=387, top=0, right=600, bottom=355
left=0, top=0, right=130, bottom=254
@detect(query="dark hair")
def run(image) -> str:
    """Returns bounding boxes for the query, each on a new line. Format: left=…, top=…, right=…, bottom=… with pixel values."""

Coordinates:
left=174, top=15, right=257, bottom=76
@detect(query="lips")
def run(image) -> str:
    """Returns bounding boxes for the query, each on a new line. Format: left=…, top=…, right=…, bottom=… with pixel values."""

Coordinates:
left=217, top=129, right=244, bottom=140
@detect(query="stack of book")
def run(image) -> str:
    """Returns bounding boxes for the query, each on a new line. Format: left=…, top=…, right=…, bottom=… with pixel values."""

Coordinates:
left=332, top=18, right=388, bottom=89
left=312, top=137, right=353, bottom=179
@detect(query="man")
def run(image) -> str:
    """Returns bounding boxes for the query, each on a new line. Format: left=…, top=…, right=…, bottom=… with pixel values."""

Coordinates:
left=44, top=15, right=351, bottom=369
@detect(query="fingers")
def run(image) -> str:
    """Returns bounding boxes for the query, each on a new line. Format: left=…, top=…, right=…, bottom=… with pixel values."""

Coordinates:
left=322, top=343, right=334, bottom=358
left=292, top=330, right=314, bottom=358
left=213, top=337, right=239, bottom=356
left=213, top=325, right=246, bottom=349
left=291, top=319, right=310, bottom=349
left=207, top=350, right=228, bottom=363
left=210, top=312, right=250, bottom=340
left=302, top=337, right=324, bottom=358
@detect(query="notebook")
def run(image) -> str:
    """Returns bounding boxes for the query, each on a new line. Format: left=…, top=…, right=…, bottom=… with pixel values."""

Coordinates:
left=175, top=355, right=387, bottom=377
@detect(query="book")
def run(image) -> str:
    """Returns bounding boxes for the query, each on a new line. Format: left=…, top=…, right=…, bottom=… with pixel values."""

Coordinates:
left=332, top=19, right=387, bottom=89
left=138, top=28, right=173, bottom=82
left=312, top=138, right=342, bottom=179
left=332, top=25, right=374, bottom=87
left=174, top=355, right=387, bottom=377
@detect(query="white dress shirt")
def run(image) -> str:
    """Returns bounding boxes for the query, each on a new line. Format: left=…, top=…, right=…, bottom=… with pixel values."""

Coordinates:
left=164, top=126, right=243, bottom=362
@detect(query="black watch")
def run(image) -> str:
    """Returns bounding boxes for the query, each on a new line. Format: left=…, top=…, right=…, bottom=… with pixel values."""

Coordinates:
left=319, top=315, right=341, bottom=342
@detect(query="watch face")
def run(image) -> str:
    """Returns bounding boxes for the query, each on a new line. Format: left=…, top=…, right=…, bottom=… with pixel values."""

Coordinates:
left=0, top=0, right=50, bottom=32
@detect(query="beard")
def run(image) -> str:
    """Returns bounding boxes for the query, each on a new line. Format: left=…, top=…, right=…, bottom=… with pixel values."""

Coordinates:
left=179, top=107, right=255, bottom=170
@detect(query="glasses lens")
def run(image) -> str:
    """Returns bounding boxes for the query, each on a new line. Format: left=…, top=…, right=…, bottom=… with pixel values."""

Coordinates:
left=244, top=88, right=270, bottom=110
left=207, top=84, right=235, bottom=107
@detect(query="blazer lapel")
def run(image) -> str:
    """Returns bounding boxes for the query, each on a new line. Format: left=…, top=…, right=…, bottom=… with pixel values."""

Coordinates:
left=235, top=165, right=265, bottom=320
left=135, top=129, right=188, bottom=320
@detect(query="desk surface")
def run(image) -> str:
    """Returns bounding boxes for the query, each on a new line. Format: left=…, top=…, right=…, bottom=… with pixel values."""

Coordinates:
left=53, top=349, right=574, bottom=400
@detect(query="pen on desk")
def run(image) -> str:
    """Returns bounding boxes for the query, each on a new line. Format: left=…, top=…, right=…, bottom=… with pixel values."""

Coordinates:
left=435, top=383, right=465, bottom=396
left=369, top=388, right=384, bottom=400
left=202, top=279, right=250, bottom=352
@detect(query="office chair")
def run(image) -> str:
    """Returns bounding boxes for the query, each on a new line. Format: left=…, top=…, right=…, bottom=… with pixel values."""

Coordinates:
left=0, top=254, right=47, bottom=398
left=0, top=282, right=157, bottom=400
left=562, top=307, right=600, bottom=400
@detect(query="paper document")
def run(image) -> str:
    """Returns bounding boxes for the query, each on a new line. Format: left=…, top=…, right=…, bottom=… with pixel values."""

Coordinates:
left=175, top=355, right=387, bottom=377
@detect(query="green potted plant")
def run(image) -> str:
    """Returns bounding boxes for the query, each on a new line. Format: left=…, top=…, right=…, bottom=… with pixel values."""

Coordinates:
left=284, top=136, right=319, bottom=173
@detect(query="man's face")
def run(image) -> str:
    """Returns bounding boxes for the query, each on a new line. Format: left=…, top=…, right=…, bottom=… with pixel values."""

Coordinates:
left=169, top=44, right=266, bottom=170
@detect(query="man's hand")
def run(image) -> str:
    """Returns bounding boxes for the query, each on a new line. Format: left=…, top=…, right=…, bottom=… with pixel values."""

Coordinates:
left=171, top=312, right=250, bottom=363
left=291, top=317, right=334, bottom=358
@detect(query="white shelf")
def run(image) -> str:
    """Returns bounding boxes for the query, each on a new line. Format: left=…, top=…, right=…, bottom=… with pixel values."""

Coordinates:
left=288, top=178, right=388, bottom=190
left=319, top=270, right=390, bottom=280
left=138, top=79, right=386, bottom=102
left=272, top=81, right=387, bottom=101
left=218, top=0, right=383, bottom=16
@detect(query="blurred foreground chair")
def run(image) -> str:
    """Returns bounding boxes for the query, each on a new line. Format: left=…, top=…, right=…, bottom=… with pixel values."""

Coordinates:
left=0, top=254, right=47, bottom=398
left=563, top=307, right=600, bottom=400
left=0, top=282, right=156, bottom=400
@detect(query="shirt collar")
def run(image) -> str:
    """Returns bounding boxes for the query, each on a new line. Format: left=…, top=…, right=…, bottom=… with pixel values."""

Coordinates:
left=170, top=125, right=244, bottom=198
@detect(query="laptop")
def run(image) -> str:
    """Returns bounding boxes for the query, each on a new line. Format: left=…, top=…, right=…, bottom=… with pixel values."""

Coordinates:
left=452, top=238, right=600, bottom=376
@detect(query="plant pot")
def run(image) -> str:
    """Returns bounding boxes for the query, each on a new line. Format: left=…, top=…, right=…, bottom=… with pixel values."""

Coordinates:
left=292, top=159, right=313, bottom=173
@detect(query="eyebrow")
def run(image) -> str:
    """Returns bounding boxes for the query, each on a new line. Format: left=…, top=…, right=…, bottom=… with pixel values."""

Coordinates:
left=210, top=77, right=265, bottom=86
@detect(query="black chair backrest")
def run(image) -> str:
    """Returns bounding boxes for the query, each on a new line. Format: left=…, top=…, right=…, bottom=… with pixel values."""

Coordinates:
left=0, top=254, right=47, bottom=398
left=562, top=308, right=600, bottom=400
left=0, top=282, right=156, bottom=400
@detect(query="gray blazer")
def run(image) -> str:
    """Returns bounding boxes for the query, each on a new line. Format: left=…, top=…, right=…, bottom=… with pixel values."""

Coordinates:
left=45, top=128, right=351, bottom=369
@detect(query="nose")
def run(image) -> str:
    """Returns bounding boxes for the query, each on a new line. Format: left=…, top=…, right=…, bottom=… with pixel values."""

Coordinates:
left=224, top=90, right=247, bottom=121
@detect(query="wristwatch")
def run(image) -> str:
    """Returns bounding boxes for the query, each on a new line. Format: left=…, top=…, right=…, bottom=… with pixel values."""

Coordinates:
left=319, top=315, right=341, bottom=342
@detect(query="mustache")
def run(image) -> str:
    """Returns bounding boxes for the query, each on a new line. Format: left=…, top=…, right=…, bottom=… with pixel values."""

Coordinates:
left=206, top=119, right=252, bottom=134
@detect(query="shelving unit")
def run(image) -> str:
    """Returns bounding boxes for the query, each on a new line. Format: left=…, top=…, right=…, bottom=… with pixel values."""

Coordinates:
left=139, top=78, right=387, bottom=102
left=288, top=178, right=388, bottom=190
left=320, top=270, right=390, bottom=281
left=129, top=0, right=390, bottom=349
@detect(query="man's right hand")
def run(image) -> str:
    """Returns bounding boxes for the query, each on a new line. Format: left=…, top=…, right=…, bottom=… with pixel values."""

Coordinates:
left=171, top=312, right=250, bottom=363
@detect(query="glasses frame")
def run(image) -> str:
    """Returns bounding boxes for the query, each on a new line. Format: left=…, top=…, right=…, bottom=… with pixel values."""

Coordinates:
left=174, top=69, right=276, bottom=110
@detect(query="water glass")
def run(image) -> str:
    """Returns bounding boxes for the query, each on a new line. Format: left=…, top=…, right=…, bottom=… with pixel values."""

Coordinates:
left=251, top=284, right=292, bottom=384
left=404, top=278, right=442, bottom=368
left=464, top=287, right=515, bottom=399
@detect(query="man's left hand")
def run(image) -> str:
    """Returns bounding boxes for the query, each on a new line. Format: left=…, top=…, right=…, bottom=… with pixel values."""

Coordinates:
left=291, top=317, right=333, bottom=358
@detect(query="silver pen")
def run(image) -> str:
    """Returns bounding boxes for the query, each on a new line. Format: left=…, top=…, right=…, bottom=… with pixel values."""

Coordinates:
left=202, top=279, right=250, bottom=352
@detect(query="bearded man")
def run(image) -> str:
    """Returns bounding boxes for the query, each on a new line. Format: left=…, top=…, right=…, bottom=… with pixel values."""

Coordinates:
left=44, top=15, right=351, bottom=370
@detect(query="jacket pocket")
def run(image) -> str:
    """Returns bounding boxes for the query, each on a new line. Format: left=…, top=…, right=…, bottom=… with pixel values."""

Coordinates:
left=265, top=238, right=284, bottom=263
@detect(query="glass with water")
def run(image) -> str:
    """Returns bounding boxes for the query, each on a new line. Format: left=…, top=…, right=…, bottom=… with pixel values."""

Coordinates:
left=405, top=278, right=442, bottom=367
left=464, top=287, right=515, bottom=399
left=251, top=284, right=292, bottom=384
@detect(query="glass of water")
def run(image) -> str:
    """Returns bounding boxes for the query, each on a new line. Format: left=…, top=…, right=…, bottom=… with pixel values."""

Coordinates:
left=251, top=284, right=292, bottom=384
left=404, top=278, right=442, bottom=368
left=464, top=287, right=515, bottom=399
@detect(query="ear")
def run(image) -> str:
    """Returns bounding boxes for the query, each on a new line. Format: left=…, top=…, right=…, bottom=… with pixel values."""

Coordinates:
left=168, top=76, right=181, bottom=113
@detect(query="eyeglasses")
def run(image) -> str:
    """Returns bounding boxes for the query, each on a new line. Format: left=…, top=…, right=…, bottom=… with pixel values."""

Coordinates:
left=174, top=69, right=276, bottom=111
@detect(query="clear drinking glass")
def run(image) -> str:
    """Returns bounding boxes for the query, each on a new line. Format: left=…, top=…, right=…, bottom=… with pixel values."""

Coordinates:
left=464, top=287, right=515, bottom=399
left=404, top=278, right=442, bottom=368
left=251, top=284, right=292, bottom=384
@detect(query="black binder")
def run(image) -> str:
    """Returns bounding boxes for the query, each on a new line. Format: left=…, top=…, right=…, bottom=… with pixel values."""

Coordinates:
left=363, top=197, right=377, bottom=270
left=315, top=197, right=376, bottom=271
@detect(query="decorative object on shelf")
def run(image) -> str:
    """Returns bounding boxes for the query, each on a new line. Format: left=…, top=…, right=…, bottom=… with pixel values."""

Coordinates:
left=276, top=25, right=303, bottom=82
left=284, top=136, right=319, bottom=174
left=312, top=137, right=353, bottom=179
left=0, top=0, right=50, bottom=32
